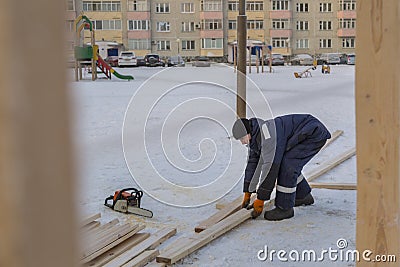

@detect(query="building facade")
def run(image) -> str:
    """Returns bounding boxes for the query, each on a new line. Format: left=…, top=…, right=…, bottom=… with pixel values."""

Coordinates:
left=66, top=0, right=356, bottom=60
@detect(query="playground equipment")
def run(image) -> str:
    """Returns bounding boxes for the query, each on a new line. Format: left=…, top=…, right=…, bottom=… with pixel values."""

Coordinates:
left=294, top=60, right=318, bottom=78
left=322, top=64, right=331, bottom=74
left=74, top=14, right=134, bottom=81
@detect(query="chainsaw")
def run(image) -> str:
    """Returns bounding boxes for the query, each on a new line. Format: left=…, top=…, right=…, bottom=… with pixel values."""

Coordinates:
left=104, top=188, right=153, bottom=218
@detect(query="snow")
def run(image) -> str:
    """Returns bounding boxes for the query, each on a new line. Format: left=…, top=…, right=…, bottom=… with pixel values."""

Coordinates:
left=69, top=63, right=356, bottom=266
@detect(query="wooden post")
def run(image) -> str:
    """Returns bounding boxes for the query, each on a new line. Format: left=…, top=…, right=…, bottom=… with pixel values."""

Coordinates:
left=356, top=1, right=400, bottom=266
left=248, top=46, right=252, bottom=73
left=236, top=0, right=247, bottom=118
left=261, top=47, right=264, bottom=73
left=256, top=48, right=259, bottom=73
left=233, top=45, right=237, bottom=73
left=0, top=1, right=78, bottom=267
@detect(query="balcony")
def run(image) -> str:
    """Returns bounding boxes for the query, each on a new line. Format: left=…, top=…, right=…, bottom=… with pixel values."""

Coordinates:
left=337, top=28, right=356, bottom=37
left=337, top=10, right=356, bottom=19
left=269, top=29, right=292, bottom=38
left=269, top=10, right=292, bottom=19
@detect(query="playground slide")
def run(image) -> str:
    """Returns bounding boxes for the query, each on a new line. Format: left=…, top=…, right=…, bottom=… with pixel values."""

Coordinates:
left=97, top=55, right=134, bottom=81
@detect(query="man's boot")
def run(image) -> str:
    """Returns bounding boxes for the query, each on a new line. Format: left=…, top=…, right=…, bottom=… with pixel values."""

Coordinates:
left=295, top=193, right=314, bottom=207
left=264, top=207, right=294, bottom=221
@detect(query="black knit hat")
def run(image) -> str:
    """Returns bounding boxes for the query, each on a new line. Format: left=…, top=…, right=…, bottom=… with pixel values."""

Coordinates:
left=232, top=118, right=251, bottom=139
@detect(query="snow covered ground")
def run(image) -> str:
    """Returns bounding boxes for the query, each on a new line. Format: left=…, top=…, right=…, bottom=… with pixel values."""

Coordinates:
left=69, top=63, right=357, bottom=267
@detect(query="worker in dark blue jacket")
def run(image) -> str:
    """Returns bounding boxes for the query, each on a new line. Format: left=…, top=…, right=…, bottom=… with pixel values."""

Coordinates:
left=232, top=114, right=331, bottom=221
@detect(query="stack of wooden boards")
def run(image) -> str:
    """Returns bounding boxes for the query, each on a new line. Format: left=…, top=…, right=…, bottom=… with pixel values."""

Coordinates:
left=79, top=213, right=176, bottom=267
left=151, top=130, right=357, bottom=265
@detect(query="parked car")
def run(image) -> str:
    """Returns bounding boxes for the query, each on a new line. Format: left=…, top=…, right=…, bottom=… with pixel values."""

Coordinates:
left=167, top=55, right=185, bottom=67
left=105, top=56, right=119, bottom=67
left=246, top=54, right=262, bottom=66
left=136, top=56, right=146, bottom=66
left=319, top=53, right=341, bottom=65
left=290, top=54, right=314, bottom=66
left=118, top=51, right=137, bottom=67
left=347, top=53, right=356, bottom=65
left=193, top=56, right=211, bottom=67
left=264, top=53, right=285, bottom=66
left=144, top=54, right=165, bottom=67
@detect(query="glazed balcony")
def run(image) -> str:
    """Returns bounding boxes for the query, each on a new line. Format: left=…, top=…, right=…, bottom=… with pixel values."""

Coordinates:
left=337, top=10, right=356, bottom=19
left=337, top=28, right=356, bottom=37
left=269, top=29, right=292, bottom=38
left=269, top=10, right=292, bottom=20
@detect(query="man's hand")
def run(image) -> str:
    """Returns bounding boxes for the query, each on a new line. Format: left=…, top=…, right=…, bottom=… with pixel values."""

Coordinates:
left=241, top=192, right=252, bottom=208
left=247, top=199, right=264, bottom=219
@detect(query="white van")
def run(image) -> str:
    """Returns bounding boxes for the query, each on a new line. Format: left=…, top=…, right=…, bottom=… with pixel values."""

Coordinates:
left=118, top=51, right=137, bottom=67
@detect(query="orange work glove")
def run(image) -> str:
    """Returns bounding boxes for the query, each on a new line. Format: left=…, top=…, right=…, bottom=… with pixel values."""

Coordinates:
left=248, top=199, right=264, bottom=219
left=241, top=192, right=252, bottom=209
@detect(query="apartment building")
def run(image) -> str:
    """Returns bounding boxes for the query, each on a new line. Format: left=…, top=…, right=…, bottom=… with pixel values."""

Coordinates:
left=66, top=0, right=356, bottom=60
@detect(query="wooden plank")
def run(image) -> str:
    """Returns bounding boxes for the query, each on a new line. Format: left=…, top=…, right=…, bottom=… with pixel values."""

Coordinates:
left=157, top=209, right=252, bottom=264
left=80, top=213, right=101, bottom=227
left=0, top=1, right=77, bottom=266
left=144, top=262, right=166, bottom=267
left=309, top=182, right=357, bottom=190
left=81, top=224, right=145, bottom=263
left=203, top=132, right=345, bottom=231
left=84, top=218, right=119, bottom=237
left=84, top=233, right=150, bottom=267
left=121, top=249, right=159, bottom=267
left=306, top=147, right=356, bottom=182
left=356, top=1, right=400, bottom=264
left=321, top=130, right=343, bottom=150
left=103, top=228, right=177, bottom=267
left=82, top=223, right=136, bottom=259
left=82, top=221, right=101, bottom=232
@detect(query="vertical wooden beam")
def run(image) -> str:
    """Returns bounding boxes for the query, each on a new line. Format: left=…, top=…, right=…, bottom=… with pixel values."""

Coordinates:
left=356, top=1, right=400, bottom=266
left=0, top=1, right=77, bottom=267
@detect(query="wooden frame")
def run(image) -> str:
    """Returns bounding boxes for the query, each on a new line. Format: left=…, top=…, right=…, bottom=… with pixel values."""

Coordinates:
left=355, top=2, right=400, bottom=264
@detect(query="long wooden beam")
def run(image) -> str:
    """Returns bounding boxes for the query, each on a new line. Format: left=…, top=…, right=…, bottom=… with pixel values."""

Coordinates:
left=195, top=146, right=355, bottom=232
left=355, top=2, right=400, bottom=265
left=309, top=182, right=357, bottom=190
left=102, top=228, right=176, bottom=267
left=84, top=233, right=150, bottom=267
left=157, top=209, right=252, bottom=264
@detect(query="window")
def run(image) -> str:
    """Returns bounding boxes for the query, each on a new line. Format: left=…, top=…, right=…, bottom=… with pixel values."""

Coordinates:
left=127, top=0, right=149, bottom=11
left=228, top=20, right=237, bottom=30
left=342, top=38, right=355, bottom=48
left=339, top=18, right=356, bottom=29
left=272, top=19, right=289, bottom=29
left=339, top=0, right=356, bottom=11
left=157, top=40, right=171, bottom=50
left=246, top=1, right=263, bottom=11
left=66, top=0, right=75, bottom=10
left=320, top=39, right=332, bottom=48
left=271, top=37, right=288, bottom=48
left=296, top=3, right=308, bottom=12
left=201, top=0, right=222, bottom=11
left=319, top=3, right=332, bottom=12
left=182, top=22, right=196, bottom=32
left=181, top=3, right=195, bottom=13
left=228, top=1, right=238, bottom=11
left=203, top=19, right=222, bottom=30
left=272, top=0, right=289, bottom=10
left=156, top=22, right=170, bottom=32
left=201, top=38, right=223, bottom=49
left=319, top=21, right=332, bottom=30
left=296, top=39, right=309, bottom=49
left=182, top=40, right=196, bottom=50
left=82, top=1, right=121, bottom=11
left=296, top=21, right=309, bottom=31
left=155, top=3, right=170, bottom=13
left=93, top=19, right=121, bottom=30
left=128, top=20, right=150, bottom=30
left=247, top=20, right=263, bottom=30
left=128, top=39, right=151, bottom=50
